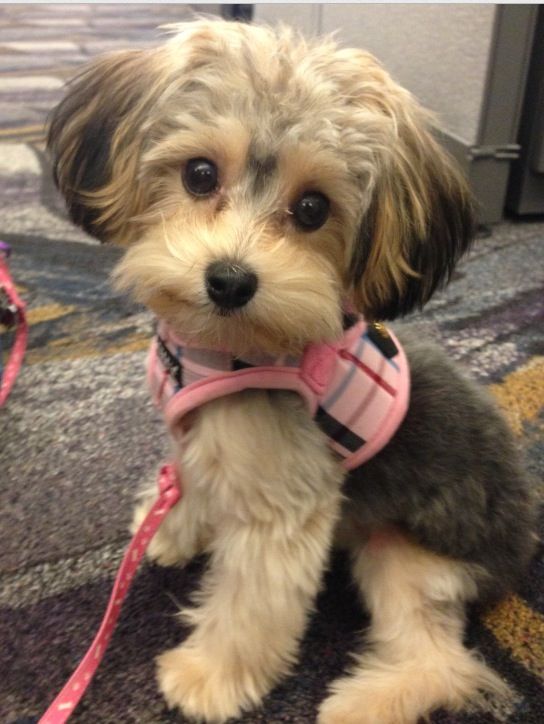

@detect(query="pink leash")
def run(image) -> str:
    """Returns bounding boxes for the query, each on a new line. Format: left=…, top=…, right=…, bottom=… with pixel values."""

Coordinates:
left=1, top=242, right=181, bottom=721
left=0, top=242, right=28, bottom=406
left=39, top=463, right=182, bottom=723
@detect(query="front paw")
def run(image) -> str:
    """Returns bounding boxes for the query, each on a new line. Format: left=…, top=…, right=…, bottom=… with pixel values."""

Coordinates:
left=157, top=645, right=262, bottom=723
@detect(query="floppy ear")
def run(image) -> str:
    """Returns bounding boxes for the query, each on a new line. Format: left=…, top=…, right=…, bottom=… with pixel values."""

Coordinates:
left=348, top=64, right=475, bottom=321
left=47, top=49, right=155, bottom=244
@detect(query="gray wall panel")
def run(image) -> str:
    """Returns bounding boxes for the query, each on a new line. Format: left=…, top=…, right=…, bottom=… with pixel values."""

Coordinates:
left=255, top=3, right=496, bottom=146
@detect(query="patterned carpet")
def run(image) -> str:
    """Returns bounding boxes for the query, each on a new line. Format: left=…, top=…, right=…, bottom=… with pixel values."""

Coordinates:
left=1, top=5, right=543, bottom=724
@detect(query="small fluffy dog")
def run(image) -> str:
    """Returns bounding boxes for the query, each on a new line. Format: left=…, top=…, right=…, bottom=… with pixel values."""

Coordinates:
left=48, top=20, right=536, bottom=724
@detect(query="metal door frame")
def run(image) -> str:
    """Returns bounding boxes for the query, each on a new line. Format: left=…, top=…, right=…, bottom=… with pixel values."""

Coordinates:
left=438, top=4, right=537, bottom=223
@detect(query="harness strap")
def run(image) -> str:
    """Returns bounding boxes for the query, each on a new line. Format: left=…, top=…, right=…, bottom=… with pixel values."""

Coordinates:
left=39, top=464, right=181, bottom=724
left=0, top=247, right=28, bottom=406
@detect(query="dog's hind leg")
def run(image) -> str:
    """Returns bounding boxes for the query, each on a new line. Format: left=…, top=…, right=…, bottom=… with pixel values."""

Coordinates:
left=319, top=530, right=509, bottom=724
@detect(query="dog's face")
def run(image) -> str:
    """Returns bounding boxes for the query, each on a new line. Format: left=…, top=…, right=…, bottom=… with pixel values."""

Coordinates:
left=48, top=20, right=474, bottom=355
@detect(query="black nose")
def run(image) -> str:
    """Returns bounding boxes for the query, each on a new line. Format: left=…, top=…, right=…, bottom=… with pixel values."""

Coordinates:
left=205, top=261, right=258, bottom=310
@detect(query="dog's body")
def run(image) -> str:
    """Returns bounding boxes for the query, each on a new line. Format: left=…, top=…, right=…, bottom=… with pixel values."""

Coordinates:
left=48, top=19, right=536, bottom=723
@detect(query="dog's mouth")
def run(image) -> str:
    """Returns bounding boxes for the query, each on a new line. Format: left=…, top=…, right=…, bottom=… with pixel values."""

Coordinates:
left=183, top=304, right=310, bottom=355
left=215, top=307, right=238, bottom=318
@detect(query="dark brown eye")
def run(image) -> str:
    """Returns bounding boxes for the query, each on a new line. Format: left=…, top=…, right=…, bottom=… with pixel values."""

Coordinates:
left=183, top=158, right=218, bottom=196
left=292, top=192, right=330, bottom=231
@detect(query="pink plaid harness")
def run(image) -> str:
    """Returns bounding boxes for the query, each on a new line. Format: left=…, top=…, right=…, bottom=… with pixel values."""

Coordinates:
left=149, top=316, right=410, bottom=470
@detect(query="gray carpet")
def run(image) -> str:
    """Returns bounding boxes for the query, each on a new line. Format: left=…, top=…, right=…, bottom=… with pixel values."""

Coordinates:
left=1, top=5, right=543, bottom=723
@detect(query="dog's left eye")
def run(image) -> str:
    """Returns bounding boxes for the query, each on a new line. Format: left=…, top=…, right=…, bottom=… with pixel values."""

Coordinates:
left=183, top=158, right=218, bottom=197
left=291, top=192, right=330, bottom=231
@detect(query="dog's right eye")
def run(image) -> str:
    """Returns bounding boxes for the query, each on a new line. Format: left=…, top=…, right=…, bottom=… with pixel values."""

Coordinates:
left=291, top=191, right=330, bottom=231
left=183, top=158, right=218, bottom=197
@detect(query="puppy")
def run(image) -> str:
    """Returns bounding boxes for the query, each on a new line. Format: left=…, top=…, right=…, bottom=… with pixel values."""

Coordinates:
left=47, top=19, right=536, bottom=724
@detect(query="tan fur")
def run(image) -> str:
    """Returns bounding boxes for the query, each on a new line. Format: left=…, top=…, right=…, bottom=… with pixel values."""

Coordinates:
left=138, top=391, right=344, bottom=721
left=47, top=18, right=484, bottom=723
left=319, top=532, right=509, bottom=724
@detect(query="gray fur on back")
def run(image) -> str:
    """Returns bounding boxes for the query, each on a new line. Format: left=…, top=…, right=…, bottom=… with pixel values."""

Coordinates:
left=344, top=333, right=538, bottom=598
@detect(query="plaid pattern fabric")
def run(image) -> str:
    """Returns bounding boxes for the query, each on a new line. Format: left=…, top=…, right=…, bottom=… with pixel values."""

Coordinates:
left=148, top=316, right=409, bottom=469
left=315, top=322, right=407, bottom=461
left=150, top=321, right=301, bottom=398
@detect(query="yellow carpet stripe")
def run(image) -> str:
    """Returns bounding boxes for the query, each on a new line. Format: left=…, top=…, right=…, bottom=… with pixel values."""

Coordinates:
left=489, top=356, right=544, bottom=435
left=1, top=131, right=45, bottom=138
left=483, top=594, right=544, bottom=681
left=0, top=123, right=45, bottom=136
left=0, top=67, right=71, bottom=79
left=484, top=358, right=544, bottom=680
left=26, top=303, right=76, bottom=325
left=24, top=333, right=150, bottom=365
left=3, top=135, right=46, bottom=145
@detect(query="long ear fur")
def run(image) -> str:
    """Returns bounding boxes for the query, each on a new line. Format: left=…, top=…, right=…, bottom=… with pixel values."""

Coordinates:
left=348, top=58, right=475, bottom=321
left=47, top=49, right=157, bottom=243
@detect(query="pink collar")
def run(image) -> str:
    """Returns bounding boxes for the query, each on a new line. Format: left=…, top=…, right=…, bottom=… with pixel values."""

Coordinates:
left=149, top=316, right=410, bottom=470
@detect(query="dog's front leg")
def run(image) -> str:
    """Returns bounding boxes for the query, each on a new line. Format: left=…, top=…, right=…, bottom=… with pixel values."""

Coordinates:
left=132, top=462, right=213, bottom=568
left=157, top=391, right=343, bottom=722
left=156, top=511, right=337, bottom=721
